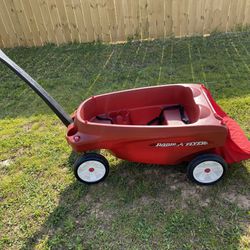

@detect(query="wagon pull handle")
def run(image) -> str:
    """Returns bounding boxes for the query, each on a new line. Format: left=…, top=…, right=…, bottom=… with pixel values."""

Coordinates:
left=0, top=49, right=73, bottom=127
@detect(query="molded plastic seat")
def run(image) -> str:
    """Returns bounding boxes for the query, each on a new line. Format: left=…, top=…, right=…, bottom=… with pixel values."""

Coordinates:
left=163, top=109, right=186, bottom=125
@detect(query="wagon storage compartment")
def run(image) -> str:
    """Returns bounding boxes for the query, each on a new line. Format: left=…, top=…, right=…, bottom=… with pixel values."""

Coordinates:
left=82, top=85, right=200, bottom=126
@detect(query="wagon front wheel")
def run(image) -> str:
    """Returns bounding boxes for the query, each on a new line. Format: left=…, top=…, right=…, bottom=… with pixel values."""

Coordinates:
left=74, top=153, right=109, bottom=184
left=187, top=154, right=227, bottom=185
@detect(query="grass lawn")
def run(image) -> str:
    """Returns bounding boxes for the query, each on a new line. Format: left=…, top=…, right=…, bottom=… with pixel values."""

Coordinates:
left=0, top=32, right=249, bottom=249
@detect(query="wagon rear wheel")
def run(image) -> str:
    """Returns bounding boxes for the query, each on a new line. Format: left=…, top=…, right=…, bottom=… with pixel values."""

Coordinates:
left=74, top=153, right=109, bottom=184
left=187, top=154, right=227, bottom=185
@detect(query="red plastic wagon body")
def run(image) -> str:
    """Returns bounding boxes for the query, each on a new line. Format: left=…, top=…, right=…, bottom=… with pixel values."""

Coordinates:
left=66, top=84, right=228, bottom=165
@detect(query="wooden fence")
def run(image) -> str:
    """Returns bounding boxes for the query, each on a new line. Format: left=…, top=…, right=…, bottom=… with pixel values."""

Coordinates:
left=0, top=0, right=250, bottom=48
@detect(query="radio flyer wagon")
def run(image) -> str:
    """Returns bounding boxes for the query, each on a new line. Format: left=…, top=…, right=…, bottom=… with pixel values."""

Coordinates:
left=1, top=50, right=249, bottom=185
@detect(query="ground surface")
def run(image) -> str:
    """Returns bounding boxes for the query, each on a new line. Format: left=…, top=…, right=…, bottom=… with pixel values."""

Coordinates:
left=0, top=32, right=249, bottom=249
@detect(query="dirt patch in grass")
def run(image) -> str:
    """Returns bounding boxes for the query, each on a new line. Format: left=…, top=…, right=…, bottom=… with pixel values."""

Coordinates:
left=10, top=147, right=27, bottom=159
left=0, top=159, right=13, bottom=167
left=165, top=171, right=211, bottom=208
left=22, top=122, right=34, bottom=132
left=222, top=192, right=250, bottom=210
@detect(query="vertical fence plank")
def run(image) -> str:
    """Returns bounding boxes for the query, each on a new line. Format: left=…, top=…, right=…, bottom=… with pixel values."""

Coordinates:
left=98, top=0, right=111, bottom=42
left=188, top=0, right=197, bottom=36
left=38, top=0, right=58, bottom=44
left=13, top=0, right=31, bottom=46
left=0, top=33, right=4, bottom=48
left=54, top=0, right=73, bottom=43
left=139, top=0, right=149, bottom=40
left=235, top=0, right=247, bottom=31
left=180, top=0, right=189, bottom=37
left=195, top=0, right=206, bottom=35
left=22, top=0, right=43, bottom=46
left=130, top=0, right=140, bottom=39
left=218, top=0, right=231, bottom=32
left=243, top=0, right=250, bottom=27
left=148, top=0, right=165, bottom=39
left=12, top=0, right=35, bottom=46
left=0, top=13, right=8, bottom=47
left=208, top=0, right=221, bottom=33
left=47, top=0, right=66, bottom=44
left=4, top=0, right=26, bottom=46
left=71, top=0, right=88, bottom=43
left=227, top=0, right=239, bottom=32
left=203, top=0, right=214, bottom=35
left=147, top=0, right=157, bottom=38
left=28, top=0, right=47, bottom=45
left=209, top=0, right=230, bottom=33
left=64, top=0, right=80, bottom=42
left=81, top=0, right=95, bottom=42
left=106, top=0, right=117, bottom=42
left=0, top=1, right=17, bottom=47
left=89, top=0, right=102, bottom=41
left=172, top=0, right=180, bottom=37
left=155, top=0, right=165, bottom=38
left=115, top=0, right=126, bottom=41
left=164, top=0, right=173, bottom=38
left=128, top=0, right=139, bottom=39
left=123, top=0, right=132, bottom=39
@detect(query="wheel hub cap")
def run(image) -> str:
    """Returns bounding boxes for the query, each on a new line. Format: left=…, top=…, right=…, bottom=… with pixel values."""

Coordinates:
left=77, top=161, right=106, bottom=182
left=193, top=161, right=224, bottom=184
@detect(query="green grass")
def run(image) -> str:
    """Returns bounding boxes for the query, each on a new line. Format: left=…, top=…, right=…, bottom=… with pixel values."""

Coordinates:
left=0, top=32, right=250, bottom=249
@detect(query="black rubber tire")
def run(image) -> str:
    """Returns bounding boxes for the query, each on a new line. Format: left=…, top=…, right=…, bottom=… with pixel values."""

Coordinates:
left=187, top=154, right=228, bottom=185
left=74, top=153, right=109, bottom=184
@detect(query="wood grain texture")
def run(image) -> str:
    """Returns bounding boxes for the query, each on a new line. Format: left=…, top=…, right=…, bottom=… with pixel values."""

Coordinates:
left=4, top=0, right=26, bottom=46
left=164, top=0, right=173, bottom=38
left=139, top=0, right=149, bottom=40
left=106, top=0, right=117, bottom=41
left=0, top=1, right=17, bottom=47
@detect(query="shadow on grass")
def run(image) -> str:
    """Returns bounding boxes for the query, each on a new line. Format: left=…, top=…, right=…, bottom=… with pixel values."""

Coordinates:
left=22, top=151, right=250, bottom=249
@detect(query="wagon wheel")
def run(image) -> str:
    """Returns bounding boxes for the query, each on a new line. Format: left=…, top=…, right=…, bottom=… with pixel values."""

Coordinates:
left=74, top=153, right=109, bottom=184
left=187, top=154, right=228, bottom=185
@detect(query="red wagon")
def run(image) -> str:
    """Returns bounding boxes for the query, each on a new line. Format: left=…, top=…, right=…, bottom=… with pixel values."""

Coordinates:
left=1, top=50, right=249, bottom=185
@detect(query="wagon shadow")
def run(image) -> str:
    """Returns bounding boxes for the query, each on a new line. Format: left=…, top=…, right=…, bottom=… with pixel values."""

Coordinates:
left=23, top=152, right=250, bottom=249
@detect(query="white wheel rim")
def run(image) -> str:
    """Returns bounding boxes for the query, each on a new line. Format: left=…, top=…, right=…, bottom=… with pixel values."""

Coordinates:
left=77, top=160, right=106, bottom=183
left=193, top=161, right=224, bottom=184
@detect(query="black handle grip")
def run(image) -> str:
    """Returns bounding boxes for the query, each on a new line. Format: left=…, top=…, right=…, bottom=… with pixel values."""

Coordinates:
left=0, top=49, right=73, bottom=127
